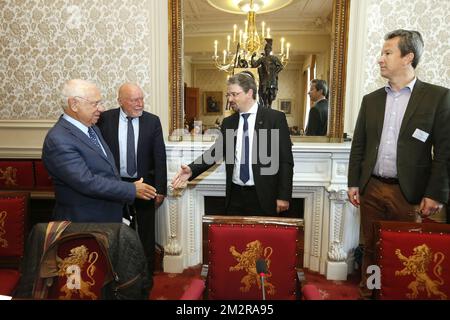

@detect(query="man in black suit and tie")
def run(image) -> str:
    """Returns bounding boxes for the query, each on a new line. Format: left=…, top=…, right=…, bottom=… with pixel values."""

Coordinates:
left=347, top=29, right=450, bottom=298
left=172, top=72, right=293, bottom=216
left=305, top=79, right=328, bottom=136
left=98, top=83, right=167, bottom=280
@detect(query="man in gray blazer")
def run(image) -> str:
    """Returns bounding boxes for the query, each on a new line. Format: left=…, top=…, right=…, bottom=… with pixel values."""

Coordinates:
left=42, top=79, right=157, bottom=222
left=347, top=30, right=450, bottom=299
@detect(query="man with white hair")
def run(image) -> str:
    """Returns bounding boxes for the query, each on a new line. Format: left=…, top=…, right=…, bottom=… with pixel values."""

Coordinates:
left=42, top=79, right=157, bottom=222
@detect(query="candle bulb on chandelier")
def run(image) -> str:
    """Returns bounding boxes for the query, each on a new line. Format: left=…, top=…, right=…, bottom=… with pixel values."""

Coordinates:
left=261, top=21, right=265, bottom=38
left=244, top=20, right=248, bottom=34
left=223, top=50, right=227, bottom=64
left=239, top=29, right=243, bottom=44
left=233, top=24, right=237, bottom=42
left=267, top=28, right=271, bottom=38
left=281, top=37, right=285, bottom=54
left=214, top=40, right=218, bottom=57
left=286, top=43, right=290, bottom=59
left=227, top=35, right=230, bottom=52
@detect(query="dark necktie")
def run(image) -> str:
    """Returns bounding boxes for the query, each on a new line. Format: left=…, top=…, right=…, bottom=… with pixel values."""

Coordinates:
left=88, top=127, right=102, bottom=151
left=126, top=116, right=137, bottom=176
left=240, top=113, right=250, bottom=184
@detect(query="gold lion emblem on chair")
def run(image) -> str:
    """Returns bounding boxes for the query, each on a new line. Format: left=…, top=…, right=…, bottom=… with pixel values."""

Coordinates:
left=229, top=240, right=275, bottom=295
left=0, top=167, right=18, bottom=187
left=57, top=245, right=99, bottom=300
left=0, top=211, right=8, bottom=248
left=395, top=244, right=447, bottom=300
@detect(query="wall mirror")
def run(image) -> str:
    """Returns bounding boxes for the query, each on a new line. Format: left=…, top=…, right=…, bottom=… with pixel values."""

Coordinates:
left=169, top=0, right=349, bottom=142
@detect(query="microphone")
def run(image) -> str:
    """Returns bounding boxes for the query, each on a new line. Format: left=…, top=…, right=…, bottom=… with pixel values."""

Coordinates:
left=256, top=258, right=268, bottom=300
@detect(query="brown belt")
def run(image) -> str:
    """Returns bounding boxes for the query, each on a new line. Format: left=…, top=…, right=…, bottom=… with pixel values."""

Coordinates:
left=371, top=175, right=399, bottom=185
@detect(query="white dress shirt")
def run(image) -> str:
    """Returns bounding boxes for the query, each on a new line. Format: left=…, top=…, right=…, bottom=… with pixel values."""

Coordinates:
left=373, top=77, right=416, bottom=178
left=232, top=102, right=258, bottom=186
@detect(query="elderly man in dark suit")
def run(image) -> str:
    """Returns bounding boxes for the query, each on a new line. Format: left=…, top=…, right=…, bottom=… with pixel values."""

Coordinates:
left=347, top=29, right=450, bottom=299
left=97, top=83, right=167, bottom=279
left=172, top=72, right=294, bottom=216
left=42, top=79, right=156, bottom=223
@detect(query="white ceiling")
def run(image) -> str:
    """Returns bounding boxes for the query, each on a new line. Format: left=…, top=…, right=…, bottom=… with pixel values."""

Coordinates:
left=184, top=0, right=334, bottom=37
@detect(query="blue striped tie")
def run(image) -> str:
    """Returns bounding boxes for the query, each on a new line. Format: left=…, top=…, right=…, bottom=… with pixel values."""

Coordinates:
left=240, top=113, right=250, bottom=183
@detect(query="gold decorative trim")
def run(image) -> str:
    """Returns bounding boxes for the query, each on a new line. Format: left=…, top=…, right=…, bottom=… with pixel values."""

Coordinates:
left=328, top=0, right=350, bottom=141
left=168, top=0, right=184, bottom=135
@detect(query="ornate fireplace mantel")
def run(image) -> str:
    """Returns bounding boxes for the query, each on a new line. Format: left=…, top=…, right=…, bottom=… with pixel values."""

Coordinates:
left=157, top=141, right=360, bottom=280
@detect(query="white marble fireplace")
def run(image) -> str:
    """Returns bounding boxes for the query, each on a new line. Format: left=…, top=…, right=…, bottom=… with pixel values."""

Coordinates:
left=156, top=141, right=360, bottom=280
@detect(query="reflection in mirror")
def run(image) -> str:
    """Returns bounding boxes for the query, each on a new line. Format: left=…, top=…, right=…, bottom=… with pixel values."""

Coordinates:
left=169, top=0, right=349, bottom=141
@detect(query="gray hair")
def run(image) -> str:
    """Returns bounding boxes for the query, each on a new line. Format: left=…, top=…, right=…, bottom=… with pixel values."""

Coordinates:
left=227, top=72, right=257, bottom=99
left=61, top=79, right=96, bottom=110
left=384, top=29, right=424, bottom=69
left=311, top=79, right=328, bottom=98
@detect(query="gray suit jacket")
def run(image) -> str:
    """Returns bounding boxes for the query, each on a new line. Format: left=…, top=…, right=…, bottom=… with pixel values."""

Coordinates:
left=42, top=116, right=135, bottom=222
left=348, top=79, right=450, bottom=204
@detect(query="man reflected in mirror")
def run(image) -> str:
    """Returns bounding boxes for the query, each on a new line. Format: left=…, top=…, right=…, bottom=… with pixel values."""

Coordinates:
left=305, top=79, right=329, bottom=136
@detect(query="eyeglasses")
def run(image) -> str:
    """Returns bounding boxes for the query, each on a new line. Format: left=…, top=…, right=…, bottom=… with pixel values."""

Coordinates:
left=75, top=96, right=104, bottom=108
left=225, top=91, right=244, bottom=98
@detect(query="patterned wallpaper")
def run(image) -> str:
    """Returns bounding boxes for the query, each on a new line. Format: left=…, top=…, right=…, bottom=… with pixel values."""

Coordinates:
left=363, top=0, right=450, bottom=94
left=0, top=0, right=153, bottom=120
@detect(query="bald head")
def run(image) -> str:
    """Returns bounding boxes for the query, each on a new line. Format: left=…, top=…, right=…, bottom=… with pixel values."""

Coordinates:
left=118, top=83, right=144, bottom=118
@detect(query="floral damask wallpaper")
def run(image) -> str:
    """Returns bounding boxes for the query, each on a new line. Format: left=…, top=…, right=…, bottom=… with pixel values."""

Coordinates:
left=363, top=0, right=450, bottom=94
left=0, top=0, right=153, bottom=119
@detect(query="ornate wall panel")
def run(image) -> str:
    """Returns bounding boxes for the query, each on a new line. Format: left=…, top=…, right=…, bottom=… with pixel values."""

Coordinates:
left=0, top=0, right=153, bottom=119
left=363, top=0, right=450, bottom=94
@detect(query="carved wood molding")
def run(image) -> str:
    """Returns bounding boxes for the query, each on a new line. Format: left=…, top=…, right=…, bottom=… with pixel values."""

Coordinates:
left=169, top=0, right=184, bottom=135
left=329, top=0, right=350, bottom=141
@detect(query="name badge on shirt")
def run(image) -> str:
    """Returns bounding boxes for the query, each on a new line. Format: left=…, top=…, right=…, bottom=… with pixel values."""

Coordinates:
left=412, top=128, right=429, bottom=143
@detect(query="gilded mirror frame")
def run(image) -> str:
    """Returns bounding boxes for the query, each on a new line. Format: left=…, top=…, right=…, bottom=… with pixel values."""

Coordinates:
left=169, top=0, right=350, bottom=142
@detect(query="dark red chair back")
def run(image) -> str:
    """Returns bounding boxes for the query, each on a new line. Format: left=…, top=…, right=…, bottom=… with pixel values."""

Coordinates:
left=377, top=221, right=450, bottom=300
left=0, top=191, right=29, bottom=295
left=203, top=215, right=303, bottom=300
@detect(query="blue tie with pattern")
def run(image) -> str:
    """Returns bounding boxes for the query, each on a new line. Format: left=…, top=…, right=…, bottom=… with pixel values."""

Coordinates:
left=126, top=116, right=137, bottom=176
left=240, top=113, right=250, bottom=183
left=88, top=127, right=102, bottom=151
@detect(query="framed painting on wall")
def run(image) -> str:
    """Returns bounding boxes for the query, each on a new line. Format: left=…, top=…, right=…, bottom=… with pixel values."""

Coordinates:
left=203, top=91, right=223, bottom=115
left=279, top=99, right=292, bottom=115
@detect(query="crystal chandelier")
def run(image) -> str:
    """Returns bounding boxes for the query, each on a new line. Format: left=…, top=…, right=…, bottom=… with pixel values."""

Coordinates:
left=212, top=0, right=290, bottom=74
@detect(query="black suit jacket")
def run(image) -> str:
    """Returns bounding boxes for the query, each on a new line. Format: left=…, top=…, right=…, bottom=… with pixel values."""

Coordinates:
left=97, top=109, right=167, bottom=196
left=306, top=99, right=328, bottom=136
left=189, top=106, right=294, bottom=215
left=348, top=79, right=450, bottom=204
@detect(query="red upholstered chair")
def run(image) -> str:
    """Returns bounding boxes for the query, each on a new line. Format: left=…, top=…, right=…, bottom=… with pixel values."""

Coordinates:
left=0, top=192, right=29, bottom=296
left=180, top=278, right=206, bottom=300
left=376, top=221, right=450, bottom=300
left=0, top=161, right=34, bottom=189
left=202, top=215, right=304, bottom=300
left=42, top=233, right=114, bottom=300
